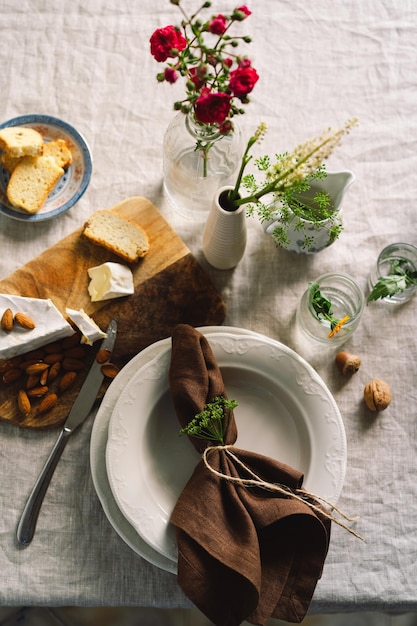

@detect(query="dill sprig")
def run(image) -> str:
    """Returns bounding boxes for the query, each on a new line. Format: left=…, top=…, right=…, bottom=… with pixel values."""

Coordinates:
left=179, top=395, right=238, bottom=445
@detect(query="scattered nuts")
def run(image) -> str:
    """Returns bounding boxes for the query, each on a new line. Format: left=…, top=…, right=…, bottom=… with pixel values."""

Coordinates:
left=38, top=393, right=58, bottom=414
left=96, top=348, right=112, bottom=364
left=27, top=385, right=49, bottom=398
left=335, top=351, right=361, bottom=376
left=62, top=357, right=85, bottom=371
left=59, top=371, right=77, bottom=392
left=14, top=312, right=36, bottom=330
left=364, top=379, right=392, bottom=412
left=17, top=389, right=31, bottom=415
left=1, top=308, right=14, bottom=332
left=2, top=368, right=23, bottom=384
left=101, top=362, right=119, bottom=379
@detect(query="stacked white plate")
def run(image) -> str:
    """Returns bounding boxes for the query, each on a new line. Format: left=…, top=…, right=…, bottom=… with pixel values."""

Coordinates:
left=90, top=327, right=347, bottom=574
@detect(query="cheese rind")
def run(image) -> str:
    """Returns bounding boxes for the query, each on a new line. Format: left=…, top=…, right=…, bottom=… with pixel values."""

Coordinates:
left=87, top=262, right=134, bottom=302
left=0, top=294, right=74, bottom=359
left=65, top=308, right=107, bottom=345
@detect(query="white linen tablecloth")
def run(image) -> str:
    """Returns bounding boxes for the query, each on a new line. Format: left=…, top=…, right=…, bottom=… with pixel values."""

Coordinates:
left=0, top=0, right=416, bottom=614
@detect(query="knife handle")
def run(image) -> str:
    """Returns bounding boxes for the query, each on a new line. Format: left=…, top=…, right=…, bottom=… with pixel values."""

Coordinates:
left=16, top=429, right=70, bottom=546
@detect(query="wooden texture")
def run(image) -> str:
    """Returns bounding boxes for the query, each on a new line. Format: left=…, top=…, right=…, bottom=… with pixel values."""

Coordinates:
left=0, top=197, right=226, bottom=429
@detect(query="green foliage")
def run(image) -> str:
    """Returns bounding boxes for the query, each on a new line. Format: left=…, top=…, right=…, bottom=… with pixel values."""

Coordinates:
left=179, top=395, right=238, bottom=445
left=367, top=259, right=417, bottom=303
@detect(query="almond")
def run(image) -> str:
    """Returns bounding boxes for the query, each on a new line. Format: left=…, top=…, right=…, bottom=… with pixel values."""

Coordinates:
left=39, top=368, right=49, bottom=386
left=1, top=308, right=14, bottom=332
left=96, top=349, right=112, bottom=364
left=64, top=346, right=87, bottom=359
left=59, top=371, right=77, bottom=392
left=27, top=386, right=49, bottom=398
left=44, top=340, right=63, bottom=354
left=14, top=312, right=36, bottom=330
left=38, top=393, right=58, bottom=415
left=101, top=362, right=119, bottom=379
left=17, top=389, right=31, bottom=415
left=2, top=368, right=23, bottom=384
left=26, top=374, right=41, bottom=389
left=0, top=356, right=22, bottom=372
left=25, top=362, right=49, bottom=375
left=62, top=333, right=81, bottom=349
left=47, top=361, right=61, bottom=382
left=43, top=353, right=64, bottom=364
left=62, top=357, right=84, bottom=371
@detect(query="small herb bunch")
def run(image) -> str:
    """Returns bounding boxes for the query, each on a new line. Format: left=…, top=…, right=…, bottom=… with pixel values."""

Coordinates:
left=179, top=395, right=238, bottom=445
left=309, top=282, right=350, bottom=338
left=221, top=119, right=357, bottom=251
left=150, top=1, right=258, bottom=134
left=367, top=259, right=417, bottom=303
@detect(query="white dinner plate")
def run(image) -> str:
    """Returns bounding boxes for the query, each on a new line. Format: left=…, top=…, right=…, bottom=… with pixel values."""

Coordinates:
left=90, top=327, right=265, bottom=573
left=0, top=114, right=92, bottom=221
left=105, top=329, right=347, bottom=565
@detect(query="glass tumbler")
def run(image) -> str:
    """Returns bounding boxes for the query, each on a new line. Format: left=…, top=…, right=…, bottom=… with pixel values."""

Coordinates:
left=368, top=242, right=417, bottom=304
left=296, top=273, right=365, bottom=348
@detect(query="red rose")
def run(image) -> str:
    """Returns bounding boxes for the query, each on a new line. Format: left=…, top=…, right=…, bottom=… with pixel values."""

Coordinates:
left=234, top=5, right=251, bottom=20
left=209, top=14, right=228, bottom=35
left=150, top=25, right=187, bottom=62
left=189, top=66, right=207, bottom=90
left=195, top=89, right=232, bottom=125
left=164, top=67, right=178, bottom=83
left=229, top=65, right=259, bottom=98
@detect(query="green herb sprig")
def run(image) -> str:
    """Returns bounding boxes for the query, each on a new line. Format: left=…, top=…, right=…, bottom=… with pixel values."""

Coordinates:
left=367, top=259, right=417, bottom=303
left=309, top=282, right=350, bottom=338
left=179, top=395, right=238, bottom=445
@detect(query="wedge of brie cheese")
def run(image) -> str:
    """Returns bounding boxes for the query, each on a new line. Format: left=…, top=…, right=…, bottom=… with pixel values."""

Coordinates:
left=65, top=308, right=107, bottom=345
left=87, top=262, right=134, bottom=302
left=0, top=294, right=74, bottom=359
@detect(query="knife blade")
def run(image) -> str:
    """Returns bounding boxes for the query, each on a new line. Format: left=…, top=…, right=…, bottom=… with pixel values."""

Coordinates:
left=16, top=319, right=117, bottom=546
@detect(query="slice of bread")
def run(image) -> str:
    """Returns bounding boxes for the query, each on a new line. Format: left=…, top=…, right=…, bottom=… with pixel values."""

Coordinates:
left=1, top=138, right=72, bottom=173
left=0, top=126, right=44, bottom=158
left=83, top=210, right=150, bottom=262
left=6, top=155, right=64, bottom=213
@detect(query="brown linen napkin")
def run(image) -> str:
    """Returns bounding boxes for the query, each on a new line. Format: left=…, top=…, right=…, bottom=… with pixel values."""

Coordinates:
left=169, top=324, right=331, bottom=626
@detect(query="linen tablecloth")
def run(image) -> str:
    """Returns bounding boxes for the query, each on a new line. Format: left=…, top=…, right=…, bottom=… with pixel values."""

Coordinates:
left=0, top=0, right=416, bottom=614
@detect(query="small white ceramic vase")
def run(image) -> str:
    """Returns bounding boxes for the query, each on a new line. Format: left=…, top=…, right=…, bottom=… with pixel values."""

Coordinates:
left=202, top=186, right=247, bottom=270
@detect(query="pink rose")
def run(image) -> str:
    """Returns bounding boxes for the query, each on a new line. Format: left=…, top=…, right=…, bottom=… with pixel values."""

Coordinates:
left=195, top=89, right=232, bottom=125
left=150, top=25, right=187, bottom=62
left=229, top=65, right=259, bottom=98
left=209, top=14, right=228, bottom=35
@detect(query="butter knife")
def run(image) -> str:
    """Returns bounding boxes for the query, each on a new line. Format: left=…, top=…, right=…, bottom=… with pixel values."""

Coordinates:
left=16, top=319, right=117, bottom=546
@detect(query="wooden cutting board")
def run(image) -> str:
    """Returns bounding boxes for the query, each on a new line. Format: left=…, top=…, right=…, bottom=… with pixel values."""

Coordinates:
left=0, top=197, right=226, bottom=429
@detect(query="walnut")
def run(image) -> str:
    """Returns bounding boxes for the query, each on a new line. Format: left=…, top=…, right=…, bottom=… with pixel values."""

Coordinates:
left=364, top=379, right=392, bottom=412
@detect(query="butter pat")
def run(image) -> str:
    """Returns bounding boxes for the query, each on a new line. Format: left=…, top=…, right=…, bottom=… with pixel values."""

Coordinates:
left=0, top=294, right=74, bottom=359
left=66, top=308, right=107, bottom=345
left=87, top=262, right=134, bottom=302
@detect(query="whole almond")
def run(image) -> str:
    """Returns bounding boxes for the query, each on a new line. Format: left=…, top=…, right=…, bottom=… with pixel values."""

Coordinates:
left=44, top=353, right=64, bottom=364
left=17, top=389, right=31, bottom=415
left=27, top=386, right=49, bottom=398
left=1, top=308, right=14, bottom=332
left=62, top=357, right=84, bottom=371
left=25, top=362, right=49, bottom=375
left=26, top=374, right=41, bottom=390
left=101, top=363, right=119, bottom=379
left=44, top=340, right=63, bottom=354
left=64, top=346, right=87, bottom=359
left=38, top=393, right=58, bottom=415
left=59, top=371, right=77, bottom=392
left=14, top=312, right=36, bottom=330
left=96, top=349, right=112, bottom=364
left=47, top=361, right=61, bottom=382
left=62, top=333, right=81, bottom=349
left=39, top=368, right=49, bottom=386
left=2, top=368, right=22, bottom=384
left=0, top=356, right=23, bottom=372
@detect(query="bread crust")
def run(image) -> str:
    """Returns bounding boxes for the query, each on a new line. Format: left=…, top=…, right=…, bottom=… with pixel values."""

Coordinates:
left=83, top=210, right=150, bottom=262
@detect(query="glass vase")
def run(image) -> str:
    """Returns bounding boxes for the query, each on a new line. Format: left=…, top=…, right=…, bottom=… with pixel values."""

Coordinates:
left=163, top=112, right=242, bottom=221
left=295, top=273, right=365, bottom=348
left=368, top=242, right=417, bottom=304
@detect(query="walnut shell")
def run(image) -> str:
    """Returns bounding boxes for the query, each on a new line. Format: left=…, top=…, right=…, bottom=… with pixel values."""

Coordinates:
left=364, top=379, right=392, bottom=412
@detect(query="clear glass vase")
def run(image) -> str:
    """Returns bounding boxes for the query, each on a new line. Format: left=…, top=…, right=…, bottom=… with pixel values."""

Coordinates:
left=368, top=242, right=417, bottom=303
left=163, top=112, right=242, bottom=221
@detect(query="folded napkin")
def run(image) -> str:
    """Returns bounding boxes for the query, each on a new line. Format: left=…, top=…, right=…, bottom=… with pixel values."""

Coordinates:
left=169, top=324, right=331, bottom=626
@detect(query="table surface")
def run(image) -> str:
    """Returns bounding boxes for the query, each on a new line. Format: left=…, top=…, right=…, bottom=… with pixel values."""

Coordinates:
left=1, top=0, right=416, bottom=614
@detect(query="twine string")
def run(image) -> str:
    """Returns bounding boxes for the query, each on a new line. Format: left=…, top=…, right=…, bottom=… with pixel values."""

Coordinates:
left=202, top=445, right=364, bottom=541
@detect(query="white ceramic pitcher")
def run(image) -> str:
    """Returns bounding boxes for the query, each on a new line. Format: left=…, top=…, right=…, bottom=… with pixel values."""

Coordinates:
left=262, top=170, right=355, bottom=254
